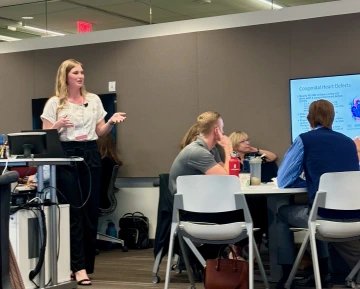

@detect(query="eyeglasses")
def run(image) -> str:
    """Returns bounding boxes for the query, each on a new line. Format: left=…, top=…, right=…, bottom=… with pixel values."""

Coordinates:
left=239, top=139, right=250, bottom=144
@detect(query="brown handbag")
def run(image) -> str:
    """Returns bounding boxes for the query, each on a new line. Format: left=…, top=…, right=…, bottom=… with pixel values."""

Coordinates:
left=204, top=245, right=249, bottom=289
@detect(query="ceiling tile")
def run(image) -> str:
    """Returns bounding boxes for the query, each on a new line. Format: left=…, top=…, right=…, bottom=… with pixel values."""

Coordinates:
left=71, top=0, right=135, bottom=6
left=276, top=0, right=337, bottom=6
left=0, top=1, right=78, bottom=20
left=0, top=0, right=339, bottom=40
left=137, top=0, right=267, bottom=16
left=0, top=0, right=40, bottom=8
left=99, top=1, right=185, bottom=22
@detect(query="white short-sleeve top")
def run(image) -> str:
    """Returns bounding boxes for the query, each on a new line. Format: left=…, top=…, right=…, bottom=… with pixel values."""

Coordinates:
left=40, top=93, right=107, bottom=142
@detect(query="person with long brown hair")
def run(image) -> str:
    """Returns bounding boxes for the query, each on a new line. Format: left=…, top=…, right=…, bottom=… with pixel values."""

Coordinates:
left=41, top=59, right=126, bottom=286
left=179, top=123, right=198, bottom=151
left=97, top=134, right=122, bottom=210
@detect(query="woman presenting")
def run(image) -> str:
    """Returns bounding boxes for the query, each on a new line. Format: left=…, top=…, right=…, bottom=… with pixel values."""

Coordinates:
left=41, top=59, right=126, bottom=286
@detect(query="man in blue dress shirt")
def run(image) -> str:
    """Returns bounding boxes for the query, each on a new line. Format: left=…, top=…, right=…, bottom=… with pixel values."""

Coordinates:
left=276, top=99, right=359, bottom=289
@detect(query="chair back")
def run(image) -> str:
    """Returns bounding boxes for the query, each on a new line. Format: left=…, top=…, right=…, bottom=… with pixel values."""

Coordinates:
left=154, top=173, right=173, bottom=258
left=176, top=175, right=240, bottom=213
left=99, top=165, right=119, bottom=216
left=318, top=171, right=360, bottom=210
left=10, top=167, right=37, bottom=178
left=0, top=171, right=19, bottom=289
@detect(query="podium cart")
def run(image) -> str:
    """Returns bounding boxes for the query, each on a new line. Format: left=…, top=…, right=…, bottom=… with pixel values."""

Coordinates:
left=1, top=158, right=83, bottom=289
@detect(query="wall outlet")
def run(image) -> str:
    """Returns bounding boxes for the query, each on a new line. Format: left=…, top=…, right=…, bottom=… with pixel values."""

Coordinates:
left=108, top=81, right=116, bottom=92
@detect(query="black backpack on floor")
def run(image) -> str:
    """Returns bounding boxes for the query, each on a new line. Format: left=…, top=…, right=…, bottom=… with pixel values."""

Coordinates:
left=118, top=212, right=152, bottom=249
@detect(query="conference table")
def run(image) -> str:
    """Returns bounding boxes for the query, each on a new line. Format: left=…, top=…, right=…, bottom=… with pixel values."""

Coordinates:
left=241, top=183, right=308, bottom=282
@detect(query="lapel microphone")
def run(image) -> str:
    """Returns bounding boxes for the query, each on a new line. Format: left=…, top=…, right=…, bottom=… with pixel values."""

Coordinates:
left=84, top=103, right=88, bottom=107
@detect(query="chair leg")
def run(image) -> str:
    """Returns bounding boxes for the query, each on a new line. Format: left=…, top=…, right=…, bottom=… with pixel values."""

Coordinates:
left=164, top=223, right=178, bottom=289
left=309, top=224, right=322, bottom=289
left=183, top=236, right=206, bottom=267
left=152, top=247, right=163, bottom=277
left=285, top=231, right=310, bottom=289
left=346, top=260, right=360, bottom=283
left=356, top=269, right=360, bottom=284
left=247, top=225, right=254, bottom=289
left=178, top=233, right=196, bottom=288
left=253, top=241, right=269, bottom=289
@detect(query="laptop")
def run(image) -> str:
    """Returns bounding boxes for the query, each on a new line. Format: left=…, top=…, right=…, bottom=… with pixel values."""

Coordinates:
left=21, top=129, right=65, bottom=158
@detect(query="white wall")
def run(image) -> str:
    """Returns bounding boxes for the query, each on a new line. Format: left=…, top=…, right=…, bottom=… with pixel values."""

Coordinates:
left=98, top=187, right=159, bottom=239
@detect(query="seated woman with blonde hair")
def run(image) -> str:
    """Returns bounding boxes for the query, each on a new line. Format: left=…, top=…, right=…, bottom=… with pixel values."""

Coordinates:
left=229, top=131, right=277, bottom=169
left=229, top=131, right=277, bottom=258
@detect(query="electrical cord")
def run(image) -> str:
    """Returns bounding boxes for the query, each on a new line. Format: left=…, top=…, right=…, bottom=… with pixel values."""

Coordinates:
left=2, top=157, right=8, bottom=175
left=40, top=184, right=91, bottom=210
left=10, top=202, right=47, bottom=287
left=10, top=200, right=62, bottom=288
left=71, top=151, right=92, bottom=209
left=43, top=154, right=92, bottom=209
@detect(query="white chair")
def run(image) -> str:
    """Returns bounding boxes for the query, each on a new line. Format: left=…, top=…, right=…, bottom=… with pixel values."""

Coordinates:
left=285, top=171, right=360, bottom=289
left=163, top=175, right=269, bottom=289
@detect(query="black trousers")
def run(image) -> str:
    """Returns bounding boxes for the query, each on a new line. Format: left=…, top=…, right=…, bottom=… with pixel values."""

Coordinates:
left=56, top=141, right=101, bottom=274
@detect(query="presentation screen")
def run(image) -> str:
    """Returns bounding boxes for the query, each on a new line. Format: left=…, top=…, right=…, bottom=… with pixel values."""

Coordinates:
left=290, top=74, right=360, bottom=142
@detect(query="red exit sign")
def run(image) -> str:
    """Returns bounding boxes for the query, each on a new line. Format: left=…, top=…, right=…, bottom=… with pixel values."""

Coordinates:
left=77, top=21, right=92, bottom=33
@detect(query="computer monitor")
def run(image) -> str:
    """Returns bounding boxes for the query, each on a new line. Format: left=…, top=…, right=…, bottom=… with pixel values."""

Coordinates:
left=21, top=129, right=65, bottom=158
left=7, top=132, right=47, bottom=158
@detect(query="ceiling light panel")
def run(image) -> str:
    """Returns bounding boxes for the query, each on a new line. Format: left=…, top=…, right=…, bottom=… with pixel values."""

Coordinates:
left=0, top=34, right=20, bottom=41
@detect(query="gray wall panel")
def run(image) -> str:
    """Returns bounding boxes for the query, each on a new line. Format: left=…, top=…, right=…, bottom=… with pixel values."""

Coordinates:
left=116, top=34, right=198, bottom=177
left=290, top=14, right=360, bottom=79
left=0, top=51, right=35, bottom=134
left=34, top=42, right=117, bottom=100
left=197, top=23, right=292, bottom=161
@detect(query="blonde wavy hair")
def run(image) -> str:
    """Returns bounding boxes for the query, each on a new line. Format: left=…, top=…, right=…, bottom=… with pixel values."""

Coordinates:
left=229, top=131, right=249, bottom=151
left=53, top=59, right=87, bottom=114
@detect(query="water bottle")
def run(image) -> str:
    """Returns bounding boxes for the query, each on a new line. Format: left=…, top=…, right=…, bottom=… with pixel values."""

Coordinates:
left=106, top=220, right=117, bottom=249
left=243, top=157, right=250, bottom=173
left=229, top=152, right=241, bottom=176
left=249, top=157, right=262, bottom=185
left=0, top=134, right=5, bottom=146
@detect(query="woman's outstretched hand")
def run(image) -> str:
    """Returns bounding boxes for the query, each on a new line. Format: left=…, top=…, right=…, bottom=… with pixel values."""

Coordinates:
left=109, top=112, right=126, bottom=124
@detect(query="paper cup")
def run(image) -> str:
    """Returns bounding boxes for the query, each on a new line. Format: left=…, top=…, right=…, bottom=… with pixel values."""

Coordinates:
left=239, top=173, right=250, bottom=189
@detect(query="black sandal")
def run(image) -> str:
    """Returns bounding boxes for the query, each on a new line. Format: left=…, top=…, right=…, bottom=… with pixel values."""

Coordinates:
left=77, top=279, right=92, bottom=286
